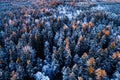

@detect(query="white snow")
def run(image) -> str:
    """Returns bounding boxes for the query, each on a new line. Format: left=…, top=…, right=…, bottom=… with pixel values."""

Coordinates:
left=35, top=72, right=50, bottom=80
left=91, top=5, right=105, bottom=10
left=57, top=6, right=83, bottom=20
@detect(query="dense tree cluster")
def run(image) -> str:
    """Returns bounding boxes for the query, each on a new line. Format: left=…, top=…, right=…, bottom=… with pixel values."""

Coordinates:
left=0, top=2, right=120, bottom=80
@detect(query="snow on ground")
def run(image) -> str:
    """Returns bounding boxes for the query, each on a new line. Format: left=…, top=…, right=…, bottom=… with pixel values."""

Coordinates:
left=91, top=5, right=105, bottom=10
left=35, top=72, right=50, bottom=80
left=57, top=5, right=82, bottom=20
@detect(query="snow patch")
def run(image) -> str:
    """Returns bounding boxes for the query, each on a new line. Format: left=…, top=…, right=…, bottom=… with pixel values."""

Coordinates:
left=35, top=72, right=50, bottom=80
left=91, top=5, right=105, bottom=10
left=57, top=6, right=83, bottom=20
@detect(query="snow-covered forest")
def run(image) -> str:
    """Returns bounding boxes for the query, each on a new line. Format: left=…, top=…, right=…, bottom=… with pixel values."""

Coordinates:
left=0, top=0, right=120, bottom=80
